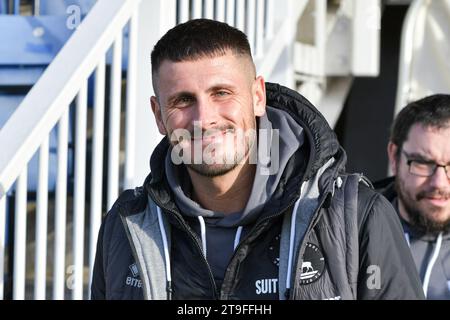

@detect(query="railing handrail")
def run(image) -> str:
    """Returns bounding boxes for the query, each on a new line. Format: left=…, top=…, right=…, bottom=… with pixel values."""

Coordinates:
left=0, top=0, right=141, bottom=198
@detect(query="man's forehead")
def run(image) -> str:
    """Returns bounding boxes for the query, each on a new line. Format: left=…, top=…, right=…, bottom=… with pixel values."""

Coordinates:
left=407, top=122, right=450, bottom=139
left=156, top=52, right=255, bottom=76
left=153, top=54, right=255, bottom=96
left=404, top=123, right=450, bottom=160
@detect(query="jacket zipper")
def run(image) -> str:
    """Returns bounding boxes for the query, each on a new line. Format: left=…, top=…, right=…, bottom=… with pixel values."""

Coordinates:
left=221, top=189, right=331, bottom=299
left=220, top=193, right=303, bottom=299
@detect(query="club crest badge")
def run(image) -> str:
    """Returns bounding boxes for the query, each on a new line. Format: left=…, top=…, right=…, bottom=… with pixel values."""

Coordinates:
left=299, top=242, right=325, bottom=285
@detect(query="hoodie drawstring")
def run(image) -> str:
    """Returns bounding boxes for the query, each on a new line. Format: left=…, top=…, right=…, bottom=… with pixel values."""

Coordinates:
left=198, top=216, right=207, bottom=257
left=234, top=226, right=243, bottom=250
left=198, top=217, right=243, bottom=253
left=158, top=194, right=303, bottom=300
left=422, top=232, right=443, bottom=298
left=285, top=197, right=302, bottom=295
left=156, top=206, right=172, bottom=299
left=404, top=232, right=411, bottom=247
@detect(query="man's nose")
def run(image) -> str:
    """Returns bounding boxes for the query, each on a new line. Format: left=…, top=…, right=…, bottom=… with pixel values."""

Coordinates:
left=429, top=166, right=450, bottom=189
left=194, top=97, right=218, bottom=125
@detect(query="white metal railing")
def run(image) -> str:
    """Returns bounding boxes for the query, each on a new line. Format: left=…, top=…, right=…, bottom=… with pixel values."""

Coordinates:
left=0, top=0, right=141, bottom=300
left=174, top=0, right=277, bottom=60
left=0, top=0, right=305, bottom=300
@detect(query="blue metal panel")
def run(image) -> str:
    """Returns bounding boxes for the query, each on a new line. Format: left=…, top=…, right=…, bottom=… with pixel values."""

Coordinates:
left=39, top=0, right=96, bottom=15
left=0, top=15, right=74, bottom=66
left=0, top=66, right=46, bottom=86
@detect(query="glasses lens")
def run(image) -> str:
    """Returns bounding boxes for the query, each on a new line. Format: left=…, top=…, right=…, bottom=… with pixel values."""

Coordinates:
left=446, top=166, right=450, bottom=179
left=409, top=162, right=435, bottom=177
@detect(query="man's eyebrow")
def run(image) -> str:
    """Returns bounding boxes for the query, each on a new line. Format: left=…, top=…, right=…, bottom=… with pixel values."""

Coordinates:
left=166, top=91, right=195, bottom=104
left=404, top=151, right=434, bottom=162
left=207, top=83, right=237, bottom=93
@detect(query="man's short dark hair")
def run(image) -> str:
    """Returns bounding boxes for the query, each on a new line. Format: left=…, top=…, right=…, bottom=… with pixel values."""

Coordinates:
left=151, top=19, right=253, bottom=80
left=390, top=94, right=450, bottom=159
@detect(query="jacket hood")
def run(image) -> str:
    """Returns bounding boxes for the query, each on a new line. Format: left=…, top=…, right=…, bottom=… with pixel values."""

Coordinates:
left=146, top=82, right=345, bottom=219
left=265, top=83, right=342, bottom=181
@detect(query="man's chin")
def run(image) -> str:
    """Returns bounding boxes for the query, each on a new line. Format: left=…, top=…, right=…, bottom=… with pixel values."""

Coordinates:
left=186, top=163, right=239, bottom=177
left=410, top=203, right=450, bottom=234
left=423, top=209, right=450, bottom=226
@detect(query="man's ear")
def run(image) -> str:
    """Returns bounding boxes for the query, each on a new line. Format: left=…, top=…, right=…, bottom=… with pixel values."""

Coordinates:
left=253, top=76, right=266, bottom=117
left=387, top=142, right=399, bottom=175
left=151, top=96, right=168, bottom=135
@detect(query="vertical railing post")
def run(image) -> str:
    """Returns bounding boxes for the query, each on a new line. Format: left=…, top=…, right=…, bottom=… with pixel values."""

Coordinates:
left=88, top=59, right=106, bottom=299
left=178, top=0, right=189, bottom=23
left=53, top=109, right=69, bottom=300
left=204, top=0, right=214, bottom=19
left=235, top=0, right=245, bottom=32
left=124, top=11, right=139, bottom=190
left=0, top=194, right=5, bottom=300
left=255, top=0, right=265, bottom=59
left=72, top=82, right=88, bottom=300
left=34, top=137, right=49, bottom=300
left=215, top=0, right=225, bottom=22
left=13, top=169, right=27, bottom=300
left=107, top=35, right=123, bottom=210
left=246, top=0, right=256, bottom=55
left=226, top=0, right=235, bottom=26
left=131, top=0, right=176, bottom=188
left=192, top=0, right=202, bottom=19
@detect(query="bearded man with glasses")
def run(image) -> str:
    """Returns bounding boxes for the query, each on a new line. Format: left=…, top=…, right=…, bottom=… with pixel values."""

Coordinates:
left=376, top=94, right=450, bottom=299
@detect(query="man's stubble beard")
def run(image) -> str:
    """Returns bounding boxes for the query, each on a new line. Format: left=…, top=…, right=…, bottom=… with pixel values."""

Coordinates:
left=185, top=128, right=257, bottom=177
left=168, top=117, right=258, bottom=178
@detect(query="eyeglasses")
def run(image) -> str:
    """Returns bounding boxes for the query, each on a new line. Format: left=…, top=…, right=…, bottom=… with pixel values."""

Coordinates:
left=402, top=150, right=450, bottom=179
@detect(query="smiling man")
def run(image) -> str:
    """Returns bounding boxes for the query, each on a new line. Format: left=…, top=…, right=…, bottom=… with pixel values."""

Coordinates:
left=376, top=95, right=450, bottom=299
left=91, top=19, right=424, bottom=300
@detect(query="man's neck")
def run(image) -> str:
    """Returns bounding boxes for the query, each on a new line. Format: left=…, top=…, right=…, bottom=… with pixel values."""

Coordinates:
left=397, top=199, right=412, bottom=224
left=187, top=163, right=256, bottom=214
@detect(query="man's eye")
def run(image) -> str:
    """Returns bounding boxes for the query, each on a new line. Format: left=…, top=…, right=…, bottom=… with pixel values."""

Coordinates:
left=215, top=91, right=229, bottom=97
left=412, top=160, right=434, bottom=168
left=174, top=96, right=193, bottom=107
